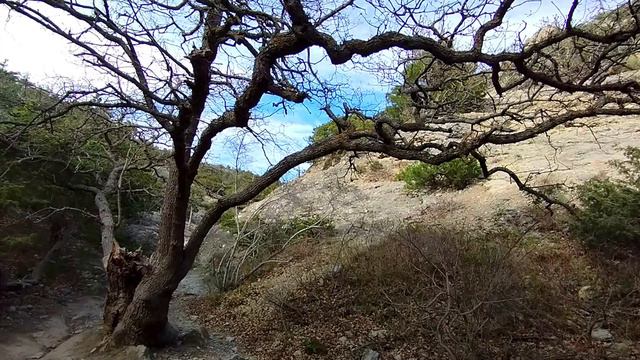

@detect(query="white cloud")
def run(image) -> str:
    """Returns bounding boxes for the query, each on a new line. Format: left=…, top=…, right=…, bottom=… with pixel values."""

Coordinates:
left=0, top=7, right=84, bottom=83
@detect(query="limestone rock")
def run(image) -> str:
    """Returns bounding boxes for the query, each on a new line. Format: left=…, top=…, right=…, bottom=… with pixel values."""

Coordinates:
left=120, top=345, right=151, bottom=360
left=369, top=329, right=389, bottom=339
left=362, top=348, right=380, bottom=360
left=33, top=316, right=70, bottom=349
left=224, top=355, right=247, bottom=360
left=179, top=327, right=209, bottom=346
left=578, top=285, right=598, bottom=302
left=591, top=328, right=614, bottom=342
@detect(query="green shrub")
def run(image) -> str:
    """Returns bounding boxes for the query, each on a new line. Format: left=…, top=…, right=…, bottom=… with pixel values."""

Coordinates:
left=310, top=115, right=373, bottom=144
left=218, top=210, right=238, bottom=233
left=244, top=215, right=335, bottom=250
left=0, top=234, right=39, bottom=251
left=206, top=215, right=335, bottom=291
left=310, top=121, right=339, bottom=144
left=625, top=53, right=640, bottom=71
left=277, top=215, right=335, bottom=239
left=396, top=156, right=481, bottom=190
left=384, top=54, right=488, bottom=121
left=191, top=165, right=279, bottom=211
left=573, top=147, right=640, bottom=246
left=303, top=338, right=328, bottom=355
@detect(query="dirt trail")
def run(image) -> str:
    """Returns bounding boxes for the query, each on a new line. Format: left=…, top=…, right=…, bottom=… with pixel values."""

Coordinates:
left=0, top=292, right=103, bottom=360
left=0, top=267, right=246, bottom=360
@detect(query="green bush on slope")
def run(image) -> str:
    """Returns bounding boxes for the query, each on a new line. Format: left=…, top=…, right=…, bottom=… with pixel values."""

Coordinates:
left=397, top=156, right=482, bottom=190
left=573, top=147, right=640, bottom=246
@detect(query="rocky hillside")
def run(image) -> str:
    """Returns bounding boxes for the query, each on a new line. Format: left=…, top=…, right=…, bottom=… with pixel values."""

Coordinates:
left=244, top=113, right=640, bottom=231
left=184, top=80, right=640, bottom=360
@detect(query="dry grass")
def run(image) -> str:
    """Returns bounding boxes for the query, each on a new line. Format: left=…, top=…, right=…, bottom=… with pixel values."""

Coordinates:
left=190, top=224, right=640, bottom=360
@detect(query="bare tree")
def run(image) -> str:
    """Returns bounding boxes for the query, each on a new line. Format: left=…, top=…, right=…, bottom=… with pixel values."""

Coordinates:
left=2, top=0, right=640, bottom=347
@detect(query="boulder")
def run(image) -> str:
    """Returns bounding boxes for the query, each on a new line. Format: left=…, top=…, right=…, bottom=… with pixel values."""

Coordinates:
left=591, top=328, right=614, bottom=342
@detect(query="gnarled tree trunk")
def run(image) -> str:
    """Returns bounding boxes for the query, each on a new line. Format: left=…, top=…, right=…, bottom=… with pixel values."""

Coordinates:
left=103, top=245, right=148, bottom=333
left=108, top=263, right=182, bottom=346
left=104, top=166, right=192, bottom=346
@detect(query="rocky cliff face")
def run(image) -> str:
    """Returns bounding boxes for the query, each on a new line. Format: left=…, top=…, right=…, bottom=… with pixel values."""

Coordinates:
left=244, top=113, right=640, bottom=231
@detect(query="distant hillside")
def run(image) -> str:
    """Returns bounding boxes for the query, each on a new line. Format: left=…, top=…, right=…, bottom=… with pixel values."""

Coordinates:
left=0, top=67, right=272, bottom=285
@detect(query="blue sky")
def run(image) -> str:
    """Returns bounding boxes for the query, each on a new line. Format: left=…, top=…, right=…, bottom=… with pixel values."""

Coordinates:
left=205, top=87, right=389, bottom=180
left=0, top=3, right=392, bottom=178
left=0, top=0, right=601, bottom=177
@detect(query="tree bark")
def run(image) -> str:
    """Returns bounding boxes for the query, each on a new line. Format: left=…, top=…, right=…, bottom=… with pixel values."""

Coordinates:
left=0, top=265, right=6, bottom=292
left=103, top=245, right=148, bottom=333
left=72, top=182, right=158, bottom=344
left=108, top=262, right=181, bottom=346
left=95, top=191, right=117, bottom=269
left=30, top=218, right=67, bottom=283
left=106, top=165, right=190, bottom=346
